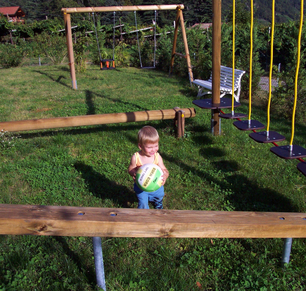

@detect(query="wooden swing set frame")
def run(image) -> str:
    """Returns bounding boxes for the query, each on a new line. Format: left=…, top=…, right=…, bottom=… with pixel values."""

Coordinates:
left=61, top=5, right=194, bottom=89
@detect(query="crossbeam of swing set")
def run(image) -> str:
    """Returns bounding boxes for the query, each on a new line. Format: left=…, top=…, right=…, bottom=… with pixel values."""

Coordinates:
left=61, top=5, right=184, bottom=14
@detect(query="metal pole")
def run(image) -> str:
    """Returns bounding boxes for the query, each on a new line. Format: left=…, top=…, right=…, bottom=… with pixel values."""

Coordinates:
left=93, top=237, right=106, bottom=290
left=282, top=238, right=292, bottom=267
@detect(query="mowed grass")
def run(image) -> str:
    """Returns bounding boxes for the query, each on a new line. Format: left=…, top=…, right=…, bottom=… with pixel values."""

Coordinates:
left=1, top=65, right=306, bottom=290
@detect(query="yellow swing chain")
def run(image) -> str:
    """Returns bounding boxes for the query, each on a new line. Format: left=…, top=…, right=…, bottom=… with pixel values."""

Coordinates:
left=267, top=0, right=275, bottom=133
left=290, top=0, right=304, bottom=146
left=248, top=0, right=254, bottom=121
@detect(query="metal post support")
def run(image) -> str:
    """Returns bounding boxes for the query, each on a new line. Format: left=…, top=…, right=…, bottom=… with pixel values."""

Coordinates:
left=282, top=238, right=292, bottom=267
left=93, top=237, right=107, bottom=290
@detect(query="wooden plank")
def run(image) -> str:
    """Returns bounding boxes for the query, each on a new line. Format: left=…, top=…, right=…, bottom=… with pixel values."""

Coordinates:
left=0, top=108, right=196, bottom=132
left=61, top=5, right=184, bottom=14
left=1, top=204, right=306, bottom=238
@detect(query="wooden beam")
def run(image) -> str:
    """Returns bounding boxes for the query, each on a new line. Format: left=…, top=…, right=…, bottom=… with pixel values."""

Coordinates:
left=169, top=7, right=193, bottom=83
left=212, top=0, right=222, bottom=135
left=0, top=108, right=196, bottom=132
left=61, top=5, right=184, bottom=14
left=1, top=204, right=306, bottom=238
left=64, top=12, right=77, bottom=90
left=169, top=8, right=181, bottom=75
left=178, top=8, right=193, bottom=83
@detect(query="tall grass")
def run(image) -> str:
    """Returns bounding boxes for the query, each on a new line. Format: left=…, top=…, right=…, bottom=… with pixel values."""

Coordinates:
left=0, top=65, right=306, bottom=290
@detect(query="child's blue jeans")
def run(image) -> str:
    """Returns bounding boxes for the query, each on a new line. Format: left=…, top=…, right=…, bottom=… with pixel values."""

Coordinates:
left=134, top=183, right=164, bottom=209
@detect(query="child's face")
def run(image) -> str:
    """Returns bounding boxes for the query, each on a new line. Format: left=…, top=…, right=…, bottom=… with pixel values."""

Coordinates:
left=138, top=142, right=159, bottom=157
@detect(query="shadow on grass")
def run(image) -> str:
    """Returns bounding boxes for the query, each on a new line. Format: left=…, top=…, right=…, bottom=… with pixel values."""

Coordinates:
left=54, top=236, right=96, bottom=287
left=85, top=90, right=95, bottom=115
left=160, top=150, right=298, bottom=212
left=74, top=161, right=137, bottom=208
left=17, top=119, right=177, bottom=140
left=33, top=70, right=70, bottom=88
left=92, top=90, right=149, bottom=112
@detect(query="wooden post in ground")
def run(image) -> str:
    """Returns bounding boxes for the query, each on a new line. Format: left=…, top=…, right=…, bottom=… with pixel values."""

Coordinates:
left=64, top=12, right=77, bottom=90
left=212, top=0, right=222, bottom=135
left=169, top=6, right=193, bottom=83
left=175, top=109, right=185, bottom=138
left=177, top=8, right=193, bottom=83
left=169, top=9, right=180, bottom=75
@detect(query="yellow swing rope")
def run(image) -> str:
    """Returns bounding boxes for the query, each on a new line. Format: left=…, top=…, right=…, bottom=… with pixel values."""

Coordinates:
left=248, top=0, right=254, bottom=120
left=231, top=0, right=236, bottom=113
left=267, top=0, right=275, bottom=133
left=290, top=0, right=304, bottom=146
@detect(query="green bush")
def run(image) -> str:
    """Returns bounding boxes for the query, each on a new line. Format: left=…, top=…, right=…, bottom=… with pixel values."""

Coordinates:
left=0, top=43, right=25, bottom=68
left=33, top=32, right=67, bottom=65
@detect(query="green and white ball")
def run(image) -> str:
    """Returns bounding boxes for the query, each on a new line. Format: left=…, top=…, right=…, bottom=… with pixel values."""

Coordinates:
left=136, top=163, right=163, bottom=192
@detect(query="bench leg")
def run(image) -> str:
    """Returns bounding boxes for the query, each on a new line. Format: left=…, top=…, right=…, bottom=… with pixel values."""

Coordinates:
left=197, top=88, right=211, bottom=98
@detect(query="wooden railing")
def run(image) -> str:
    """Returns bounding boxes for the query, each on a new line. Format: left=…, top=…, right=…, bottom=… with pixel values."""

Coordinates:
left=1, top=204, right=306, bottom=238
left=0, top=108, right=195, bottom=137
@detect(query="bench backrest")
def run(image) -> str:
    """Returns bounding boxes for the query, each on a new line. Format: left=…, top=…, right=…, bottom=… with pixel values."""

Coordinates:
left=208, top=66, right=245, bottom=90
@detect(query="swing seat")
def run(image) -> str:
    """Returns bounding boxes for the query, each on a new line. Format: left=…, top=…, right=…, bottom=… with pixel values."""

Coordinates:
left=141, top=66, right=156, bottom=69
left=100, top=59, right=115, bottom=70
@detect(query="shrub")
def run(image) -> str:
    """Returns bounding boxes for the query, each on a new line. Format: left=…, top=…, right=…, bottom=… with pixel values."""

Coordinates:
left=0, top=43, right=25, bottom=68
left=33, top=32, right=67, bottom=65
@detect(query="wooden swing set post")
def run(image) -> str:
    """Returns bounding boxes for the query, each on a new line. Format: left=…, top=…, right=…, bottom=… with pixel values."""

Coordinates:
left=169, top=7, right=194, bottom=83
left=64, top=13, right=77, bottom=90
left=212, top=0, right=222, bottom=135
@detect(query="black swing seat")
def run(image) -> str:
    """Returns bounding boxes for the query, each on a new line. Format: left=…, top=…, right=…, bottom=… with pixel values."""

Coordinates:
left=270, top=145, right=306, bottom=159
left=219, top=112, right=247, bottom=119
left=233, top=119, right=265, bottom=131
left=192, top=97, right=241, bottom=109
left=249, top=131, right=285, bottom=143
left=140, top=66, right=156, bottom=69
left=297, top=162, right=306, bottom=177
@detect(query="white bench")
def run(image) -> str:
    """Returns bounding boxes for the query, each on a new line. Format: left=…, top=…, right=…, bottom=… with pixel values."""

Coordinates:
left=192, top=66, right=246, bottom=102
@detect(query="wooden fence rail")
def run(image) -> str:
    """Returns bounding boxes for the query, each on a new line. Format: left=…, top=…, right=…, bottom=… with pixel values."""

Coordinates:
left=1, top=204, right=306, bottom=238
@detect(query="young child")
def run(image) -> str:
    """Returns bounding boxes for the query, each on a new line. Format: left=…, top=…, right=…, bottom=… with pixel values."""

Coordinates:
left=128, top=126, right=169, bottom=209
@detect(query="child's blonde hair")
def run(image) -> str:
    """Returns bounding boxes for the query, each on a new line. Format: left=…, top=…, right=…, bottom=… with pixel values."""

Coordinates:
left=138, top=126, right=159, bottom=145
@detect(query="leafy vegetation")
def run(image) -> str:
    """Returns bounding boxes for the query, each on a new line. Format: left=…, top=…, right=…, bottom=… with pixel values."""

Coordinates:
left=0, top=64, right=306, bottom=290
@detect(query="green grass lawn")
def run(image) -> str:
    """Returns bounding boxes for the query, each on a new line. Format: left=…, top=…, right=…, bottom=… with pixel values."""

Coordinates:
left=1, top=65, right=306, bottom=290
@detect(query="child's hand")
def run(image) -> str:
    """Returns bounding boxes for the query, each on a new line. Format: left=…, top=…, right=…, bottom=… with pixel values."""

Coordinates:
left=132, top=167, right=139, bottom=181
left=161, top=169, right=169, bottom=185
